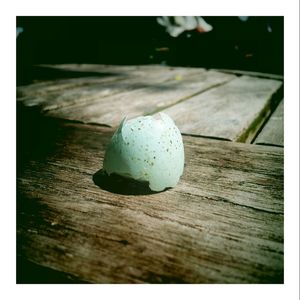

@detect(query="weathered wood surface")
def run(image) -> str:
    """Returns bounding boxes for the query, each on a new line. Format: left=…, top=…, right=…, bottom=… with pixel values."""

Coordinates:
left=17, top=118, right=283, bottom=283
left=16, top=64, right=283, bottom=143
left=162, top=75, right=282, bottom=142
left=18, top=65, right=206, bottom=98
left=40, top=64, right=284, bottom=81
left=17, top=65, right=207, bottom=111
left=44, top=70, right=234, bottom=127
left=254, top=100, right=284, bottom=147
left=211, top=68, right=284, bottom=80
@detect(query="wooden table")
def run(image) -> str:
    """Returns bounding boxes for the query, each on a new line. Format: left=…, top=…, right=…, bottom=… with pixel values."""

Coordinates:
left=17, top=64, right=284, bottom=283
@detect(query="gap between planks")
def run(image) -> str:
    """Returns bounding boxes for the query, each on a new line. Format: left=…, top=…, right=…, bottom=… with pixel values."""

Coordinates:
left=17, top=65, right=208, bottom=108
left=211, top=68, right=283, bottom=81
left=42, top=70, right=235, bottom=127
left=253, top=100, right=284, bottom=147
left=145, top=79, right=233, bottom=116
left=161, top=75, right=283, bottom=142
left=17, top=64, right=283, bottom=144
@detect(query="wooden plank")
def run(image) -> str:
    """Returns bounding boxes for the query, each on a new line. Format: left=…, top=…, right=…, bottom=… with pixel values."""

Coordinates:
left=161, top=75, right=282, bottom=141
left=211, top=68, right=283, bottom=80
left=254, top=100, right=284, bottom=146
left=18, top=64, right=206, bottom=97
left=45, top=70, right=235, bottom=126
left=38, top=64, right=283, bottom=81
left=39, top=64, right=180, bottom=75
left=17, top=75, right=126, bottom=98
left=36, top=63, right=141, bottom=73
left=17, top=118, right=283, bottom=283
left=17, top=65, right=207, bottom=111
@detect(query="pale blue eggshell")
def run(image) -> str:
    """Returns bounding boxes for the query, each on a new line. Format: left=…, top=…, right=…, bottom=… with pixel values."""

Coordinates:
left=103, top=113, right=184, bottom=191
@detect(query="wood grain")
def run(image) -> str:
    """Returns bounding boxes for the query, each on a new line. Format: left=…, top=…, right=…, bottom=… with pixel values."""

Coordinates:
left=17, top=118, right=283, bottom=283
left=211, top=68, right=283, bottom=80
left=254, top=100, right=284, bottom=146
left=38, top=63, right=200, bottom=75
left=44, top=70, right=234, bottom=126
left=18, top=65, right=207, bottom=98
left=162, top=75, right=283, bottom=141
left=17, top=65, right=207, bottom=110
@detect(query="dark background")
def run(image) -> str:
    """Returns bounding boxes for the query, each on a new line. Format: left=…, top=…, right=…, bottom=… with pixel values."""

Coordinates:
left=17, top=16, right=283, bottom=85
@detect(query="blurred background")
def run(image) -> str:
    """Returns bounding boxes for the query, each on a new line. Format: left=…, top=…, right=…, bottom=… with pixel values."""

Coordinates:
left=17, top=16, right=283, bottom=85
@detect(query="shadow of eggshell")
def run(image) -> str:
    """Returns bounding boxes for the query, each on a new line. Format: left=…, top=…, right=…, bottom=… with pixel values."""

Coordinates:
left=93, top=169, right=164, bottom=195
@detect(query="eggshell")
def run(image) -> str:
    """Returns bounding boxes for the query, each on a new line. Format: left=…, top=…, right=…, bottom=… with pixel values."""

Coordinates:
left=103, top=112, right=184, bottom=192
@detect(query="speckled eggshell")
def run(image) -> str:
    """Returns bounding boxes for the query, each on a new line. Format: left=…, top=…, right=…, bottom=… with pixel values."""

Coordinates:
left=103, top=112, right=185, bottom=191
